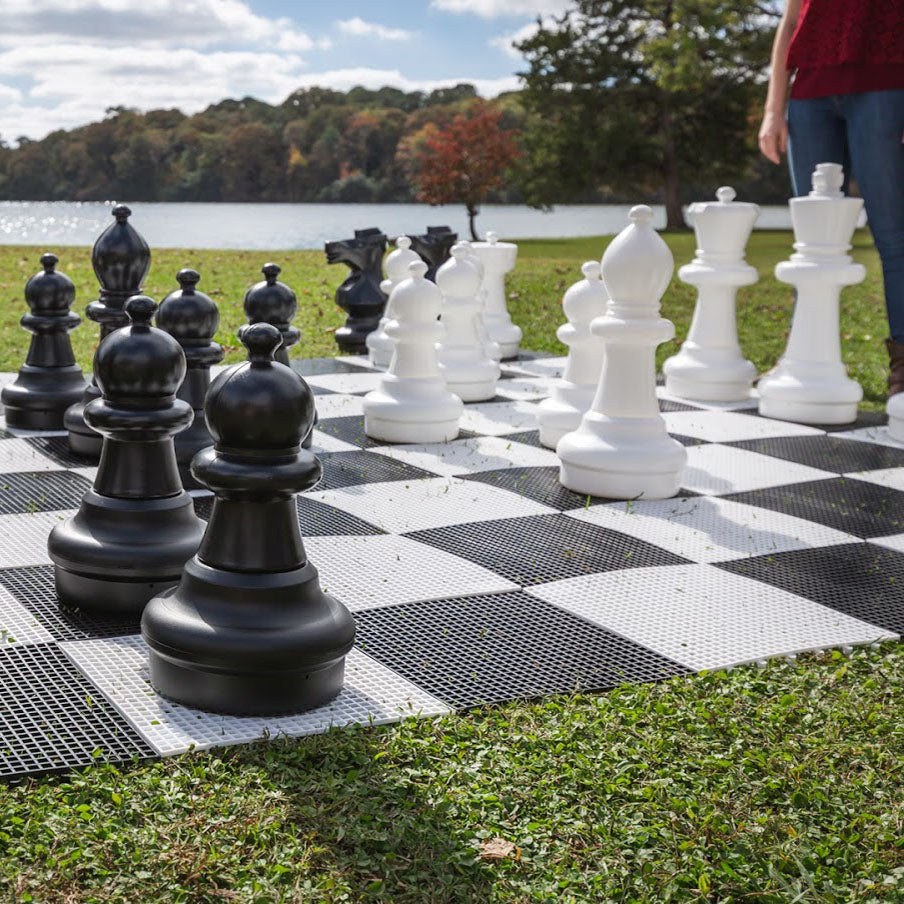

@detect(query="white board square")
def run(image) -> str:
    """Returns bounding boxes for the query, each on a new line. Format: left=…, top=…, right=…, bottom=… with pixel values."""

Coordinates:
left=663, top=410, right=824, bottom=443
left=459, top=400, right=540, bottom=436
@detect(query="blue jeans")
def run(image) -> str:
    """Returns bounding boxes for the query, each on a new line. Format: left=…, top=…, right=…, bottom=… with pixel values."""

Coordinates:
left=788, top=90, right=904, bottom=341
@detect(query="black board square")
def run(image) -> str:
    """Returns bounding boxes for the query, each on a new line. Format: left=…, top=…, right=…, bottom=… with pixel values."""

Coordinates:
left=658, top=398, right=703, bottom=413
left=735, top=406, right=888, bottom=433
left=724, top=477, right=904, bottom=539
left=316, top=414, right=476, bottom=449
left=0, top=565, right=142, bottom=641
left=727, top=434, right=904, bottom=474
left=291, top=357, right=376, bottom=376
left=406, top=512, right=690, bottom=585
left=0, top=470, right=91, bottom=515
left=23, top=435, right=96, bottom=468
left=717, top=542, right=904, bottom=635
left=498, top=429, right=544, bottom=449
left=0, top=642, right=154, bottom=780
left=353, top=590, right=689, bottom=708
left=461, top=466, right=609, bottom=511
left=318, top=450, right=437, bottom=490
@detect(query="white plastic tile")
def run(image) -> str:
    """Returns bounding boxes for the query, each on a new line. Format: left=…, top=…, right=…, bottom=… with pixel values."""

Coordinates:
left=0, top=438, right=65, bottom=474
left=0, top=509, right=72, bottom=566
left=528, top=563, right=895, bottom=672
left=0, top=583, right=54, bottom=645
left=309, top=431, right=360, bottom=454
left=72, top=465, right=99, bottom=483
left=656, top=386, right=759, bottom=411
left=307, top=532, right=519, bottom=610
left=5, top=427, right=68, bottom=439
left=494, top=377, right=554, bottom=401
left=371, top=436, right=559, bottom=477
left=309, top=476, right=556, bottom=532
left=312, top=393, right=366, bottom=419
left=867, top=534, right=904, bottom=554
left=832, top=426, right=904, bottom=450
left=459, top=400, right=540, bottom=436
left=681, top=444, right=835, bottom=495
left=61, top=637, right=450, bottom=757
left=305, top=372, right=385, bottom=394
left=663, top=410, right=824, bottom=443
left=513, top=356, right=568, bottom=378
left=843, top=467, right=904, bottom=492
left=566, top=495, right=857, bottom=563
left=335, top=355, right=375, bottom=369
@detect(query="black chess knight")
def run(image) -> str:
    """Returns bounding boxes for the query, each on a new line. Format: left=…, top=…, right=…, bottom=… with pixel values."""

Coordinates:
left=408, top=226, right=457, bottom=282
left=325, top=228, right=387, bottom=352
left=49, top=296, right=205, bottom=614
left=141, top=322, right=356, bottom=715
left=1, top=253, right=87, bottom=430
left=64, top=204, right=151, bottom=457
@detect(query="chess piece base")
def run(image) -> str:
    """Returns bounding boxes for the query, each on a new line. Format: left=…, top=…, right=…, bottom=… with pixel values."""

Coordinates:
left=663, top=345, right=757, bottom=402
left=758, top=364, right=861, bottom=425
left=366, top=325, right=393, bottom=368
left=142, top=556, right=355, bottom=715
left=64, top=386, right=103, bottom=458
left=887, top=392, right=904, bottom=442
left=335, top=317, right=381, bottom=354
left=537, top=383, right=595, bottom=449
left=363, top=377, right=463, bottom=443
left=485, top=319, right=522, bottom=360
left=2, top=364, right=87, bottom=431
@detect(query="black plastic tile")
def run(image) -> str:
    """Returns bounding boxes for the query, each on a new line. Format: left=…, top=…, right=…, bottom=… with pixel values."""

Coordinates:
left=461, top=466, right=609, bottom=511
left=0, top=565, right=142, bottom=641
left=724, top=477, right=904, bottom=539
left=670, top=433, right=709, bottom=447
left=658, top=398, right=703, bottom=413
left=318, top=450, right=437, bottom=490
left=291, top=357, right=375, bottom=376
left=717, top=542, right=904, bottom=635
left=406, top=513, right=691, bottom=585
left=23, top=435, right=96, bottom=468
left=0, top=470, right=91, bottom=515
left=353, top=590, right=689, bottom=708
left=736, top=406, right=888, bottom=432
left=316, top=415, right=478, bottom=450
left=727, top=434, right=904, bottom=474
left=499, top=429, right=545, bottom=449
left=0, top=642, right=154, bottom=781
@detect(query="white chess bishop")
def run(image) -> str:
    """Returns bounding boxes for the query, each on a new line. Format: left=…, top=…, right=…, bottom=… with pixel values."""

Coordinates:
left=662, top=186, right=759, bottom=401
left=457, top=240, right=502, bottom=362
left=758, top=162, right=865, bottom=424
left=557, top=206, right=687, bottom=500
left=537, top=261, right=608, bottom=449
left=436, top=243, right=500, bottom=402
left=366, top=236, right=422, bottom=368
left=363, top=260, right=463, bottom=443
left=471, top=231, right=522, bottom=359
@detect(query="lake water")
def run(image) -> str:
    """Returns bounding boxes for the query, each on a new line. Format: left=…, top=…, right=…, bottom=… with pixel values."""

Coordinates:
left=0, top=201, right=794, bottom=250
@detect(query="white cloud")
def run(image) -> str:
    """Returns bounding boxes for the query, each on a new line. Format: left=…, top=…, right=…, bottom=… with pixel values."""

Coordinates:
left=0, top=82, right=22, bottom=104
left=432, top=0, right=569, bottom=17
left=336, top=17, right=413, bottom=41
left=489, top=21, right=544, bottom=57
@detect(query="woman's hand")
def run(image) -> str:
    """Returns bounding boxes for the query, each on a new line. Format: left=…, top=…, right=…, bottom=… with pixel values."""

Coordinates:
left=758, top=109, right=788, bottom=164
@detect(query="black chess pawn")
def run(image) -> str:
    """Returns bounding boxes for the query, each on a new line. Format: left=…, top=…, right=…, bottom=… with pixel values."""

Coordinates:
left=49, top=296, right=205, bottom=614
left=157, top=269, right=224, bottom=490
left=1, top=253, right=87, bottom=429
left=325, top=230, right=388, bottom=353
left=141, top=323, right=356, bottom=715
left=64, top=204, right=151, bottom=458
left=408, top=226, right=457, bottom=282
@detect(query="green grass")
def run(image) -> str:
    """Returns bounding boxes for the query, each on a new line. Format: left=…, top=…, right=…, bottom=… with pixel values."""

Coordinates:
left=2, top=648, right=904, bottom=902
left=0, top=229, right=890, bottom=409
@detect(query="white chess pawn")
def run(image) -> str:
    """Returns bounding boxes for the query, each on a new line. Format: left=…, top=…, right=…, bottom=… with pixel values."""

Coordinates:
left=758, top=162, right=865, bottom=424
left=363, top=260, right=463, bottom=443
left=436, top=243, right=501, bottom=402
left=558, top=206, right=687, bottom=499
left=537, top=261, right=608, bottom=449
left=471, top=231, right=522, bottom=359
left=366, top=236, right=421, bottom=368
left=887, top=393, right=904, bottom=442
left=662, top=186, right=759, bottom=401
left=457, top=240, right=502, bottom=362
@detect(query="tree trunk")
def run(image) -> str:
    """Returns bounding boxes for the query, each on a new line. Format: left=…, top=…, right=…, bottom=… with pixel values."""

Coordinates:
left=660, top=101, right=684, bottom=230
left=467, top=204, right=479, bottom=241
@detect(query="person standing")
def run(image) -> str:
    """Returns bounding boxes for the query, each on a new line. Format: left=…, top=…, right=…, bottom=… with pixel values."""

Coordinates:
left=758, top=0, right=904, bottom=396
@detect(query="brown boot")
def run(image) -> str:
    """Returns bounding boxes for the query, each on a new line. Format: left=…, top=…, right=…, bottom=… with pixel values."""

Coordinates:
left=887, top=338, right=904, bottom=397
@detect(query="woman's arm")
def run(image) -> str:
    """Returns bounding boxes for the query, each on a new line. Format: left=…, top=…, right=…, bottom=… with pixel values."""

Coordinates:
left=758, top=0, right=802, bottom=164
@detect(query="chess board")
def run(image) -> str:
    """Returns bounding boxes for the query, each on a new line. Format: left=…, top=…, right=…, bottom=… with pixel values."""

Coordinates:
left=2, top=352, right=903, bottom=781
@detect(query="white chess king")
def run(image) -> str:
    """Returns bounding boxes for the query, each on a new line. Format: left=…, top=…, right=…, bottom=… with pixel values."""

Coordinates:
left=662, top=186, right=759, bottom=402
left=366, top=236, right=421, bottom=368
left=758, top=162, right=865, bottom=424
left=557, top=206, right=687, bottom=499
left=471, top=231, right=522, bottom=359
left=537, top=261, right=608, bottom=449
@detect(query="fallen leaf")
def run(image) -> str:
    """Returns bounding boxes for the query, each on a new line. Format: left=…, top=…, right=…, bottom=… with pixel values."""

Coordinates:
left=478, top=837, right=521, bottom=861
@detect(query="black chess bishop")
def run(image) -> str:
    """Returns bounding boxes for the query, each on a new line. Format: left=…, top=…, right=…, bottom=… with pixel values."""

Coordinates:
left=1, top=253, right=87, bottom=430
left=141, top=322, right=356, bottom=715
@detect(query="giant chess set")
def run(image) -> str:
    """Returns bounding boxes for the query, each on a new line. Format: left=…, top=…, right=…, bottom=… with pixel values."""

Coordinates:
left=2, top=162, right=903, bottom=781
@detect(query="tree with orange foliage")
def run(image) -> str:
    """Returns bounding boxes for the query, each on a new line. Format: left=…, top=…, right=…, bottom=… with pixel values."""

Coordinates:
left=403, top=103, right=520, bottom=241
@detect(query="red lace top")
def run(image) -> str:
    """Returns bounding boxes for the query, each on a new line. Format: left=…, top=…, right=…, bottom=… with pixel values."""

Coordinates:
left=787, top=0, right=904, bottom=99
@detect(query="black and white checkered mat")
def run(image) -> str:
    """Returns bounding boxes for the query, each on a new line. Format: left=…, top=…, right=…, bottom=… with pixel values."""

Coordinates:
left=1, top=353, right=902, bottom=780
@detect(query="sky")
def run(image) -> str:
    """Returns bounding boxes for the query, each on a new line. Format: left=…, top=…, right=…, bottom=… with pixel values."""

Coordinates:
left=0, top=0, right=570, bottom=144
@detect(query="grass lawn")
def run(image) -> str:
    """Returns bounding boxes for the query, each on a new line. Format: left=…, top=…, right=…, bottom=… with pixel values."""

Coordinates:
left=0, top=229, right=890, bottom=409
left=0, top=231, right=900, bottom=902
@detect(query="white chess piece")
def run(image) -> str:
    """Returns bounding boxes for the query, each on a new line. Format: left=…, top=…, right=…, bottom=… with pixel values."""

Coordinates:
left=662, top=186, right=759, bottom=401
left=457, top=240, right=502, bottom=362
left=471, top=231, right=522, bottom=359
left=888, top=393, right=904, bottom=442
left=363, top=260, right=463, bottom=443
left=436, top=243, right=501, bottom=402
left=557, top=206, right=687, bottom=499
left=366, top=236, right=421, bottom=368
left=758, top=163, right=865, bottom=424
left=537, top=261, right=608, bottom=449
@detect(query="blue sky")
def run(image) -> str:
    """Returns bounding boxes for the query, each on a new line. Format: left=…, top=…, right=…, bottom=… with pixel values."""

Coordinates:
left=0, top=0, right=568, bottom=143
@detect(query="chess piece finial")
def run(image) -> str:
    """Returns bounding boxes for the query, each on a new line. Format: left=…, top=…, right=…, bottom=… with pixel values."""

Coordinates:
left=49, top=294, right=204, bottom=614
left=716, top=186, right=736, bottom=204
left=2, top=252, right=87, bottom=429
left=366, top=235, right=423, bottom=367
left=810, top=162, right=845, bottom=198
left=141, top=322, right=355, bottom=715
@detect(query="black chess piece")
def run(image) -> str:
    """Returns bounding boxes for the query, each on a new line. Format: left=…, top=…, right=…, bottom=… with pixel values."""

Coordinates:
left=64, top=204, right=151, bottom=458
left=141, top=323, right=356, bottom=715
left=157, top=269, right=224, bottom=490
left=1, top=253, right=87, bottom=429
left=49, top=296, right=205, bottom=615
left=408, top=226, right=457, bottom=282
left=325, top=228, right=388, bottom=352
